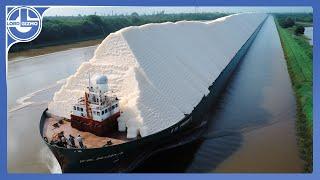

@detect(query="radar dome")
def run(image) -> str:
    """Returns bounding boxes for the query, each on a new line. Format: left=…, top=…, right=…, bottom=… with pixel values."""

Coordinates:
left=95, top=75, right=108, bottom=84
left=95, top=75, right=108, bottom=93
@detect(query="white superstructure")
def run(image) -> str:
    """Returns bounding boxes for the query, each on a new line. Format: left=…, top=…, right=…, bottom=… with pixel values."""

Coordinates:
left=71, top=75, right=120, bottom=122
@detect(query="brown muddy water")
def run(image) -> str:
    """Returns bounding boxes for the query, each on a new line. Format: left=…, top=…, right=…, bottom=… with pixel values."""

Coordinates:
left=7, top=16, right=303, bottom=173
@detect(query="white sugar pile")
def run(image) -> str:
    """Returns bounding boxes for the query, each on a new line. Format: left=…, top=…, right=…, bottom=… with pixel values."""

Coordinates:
left=48, top=13, right=267, bottom=138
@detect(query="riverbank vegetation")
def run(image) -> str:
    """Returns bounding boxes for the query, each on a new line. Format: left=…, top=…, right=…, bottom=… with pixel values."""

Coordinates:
left=274, top=13, right=313, bottom=172
left=9, top=12, right=228, bottom=53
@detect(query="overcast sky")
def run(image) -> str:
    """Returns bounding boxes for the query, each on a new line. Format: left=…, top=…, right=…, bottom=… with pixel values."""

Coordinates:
left=44, top=6, right=313, bottom=16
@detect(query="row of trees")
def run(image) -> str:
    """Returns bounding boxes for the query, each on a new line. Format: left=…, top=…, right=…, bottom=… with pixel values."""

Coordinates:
left=10, top=12, right=228, bottom=52
left=275, top=13, right=312, bottom=36
left=275, top=13, right=313, bottom=24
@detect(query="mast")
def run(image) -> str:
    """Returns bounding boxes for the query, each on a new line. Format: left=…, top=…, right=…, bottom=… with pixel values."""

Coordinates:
left=85, top=92, right=93, bottom=119
left=85, top=73, right=93, bottom=119
left=88, top=73, right=91, bottom=90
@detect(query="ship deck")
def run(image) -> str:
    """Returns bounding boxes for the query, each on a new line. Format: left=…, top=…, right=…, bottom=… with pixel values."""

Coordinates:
left=43, top=117, right=129, bottom=148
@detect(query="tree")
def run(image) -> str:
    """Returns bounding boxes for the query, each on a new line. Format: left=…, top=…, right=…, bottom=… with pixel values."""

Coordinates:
left=86, top=15, right=106, bottom=35
left=295, top=25, right=305, bottom=35
left=280, top=17, right=295, bottom=28
left=131, top=12, right=139, bottom=17
left=286, top=17, right=295, bottom=27
left=131, top=12, right=140, bottom=24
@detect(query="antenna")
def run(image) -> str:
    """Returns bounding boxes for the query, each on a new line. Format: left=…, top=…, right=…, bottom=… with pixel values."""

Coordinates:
left=88, top=72, right=91, bottom=89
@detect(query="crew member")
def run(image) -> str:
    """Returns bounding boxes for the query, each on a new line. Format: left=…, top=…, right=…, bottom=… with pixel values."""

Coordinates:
left=77, top=135, right=84, bottom=148
left=69, top=135, right=75, bottom=147
left=66, top=138, right=72, bottom=148
left=60, top=135, right=67, bottom=148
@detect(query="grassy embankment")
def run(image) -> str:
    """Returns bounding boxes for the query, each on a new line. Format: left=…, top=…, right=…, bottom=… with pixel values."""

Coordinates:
left=275, top=17, right=313, bottom=172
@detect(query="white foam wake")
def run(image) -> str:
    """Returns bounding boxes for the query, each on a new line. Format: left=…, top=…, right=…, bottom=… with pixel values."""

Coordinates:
left=40, top=147, right=62, bottom=174
left=9, top=78, right=67, bottom=113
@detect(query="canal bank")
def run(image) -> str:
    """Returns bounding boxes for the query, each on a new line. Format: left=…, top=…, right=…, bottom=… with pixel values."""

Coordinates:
left=275, top=17, right=313, bottom=172
left=8, top=39, right=102, bottom=61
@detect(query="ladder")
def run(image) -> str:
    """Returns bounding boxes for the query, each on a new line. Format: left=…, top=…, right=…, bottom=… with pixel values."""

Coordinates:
left=85, top=92, right=93, bottom=119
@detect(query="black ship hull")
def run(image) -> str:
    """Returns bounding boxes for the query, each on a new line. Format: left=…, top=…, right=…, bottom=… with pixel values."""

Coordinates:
left=39, top=16, right=267, bottom=173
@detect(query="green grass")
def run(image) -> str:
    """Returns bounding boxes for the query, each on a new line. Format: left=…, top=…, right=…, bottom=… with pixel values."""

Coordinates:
left=275, top=17, right=313, bottom=172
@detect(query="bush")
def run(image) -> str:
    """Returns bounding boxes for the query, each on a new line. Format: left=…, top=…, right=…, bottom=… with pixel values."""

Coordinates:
left=295, top=25, right=305, bottom=35
left=280, top=17, right=295, bottom=28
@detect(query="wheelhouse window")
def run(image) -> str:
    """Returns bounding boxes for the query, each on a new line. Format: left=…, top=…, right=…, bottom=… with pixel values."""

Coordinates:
left=77, top=107, right=80, bottom=111
left=73, top=106, right=76, bottom=110
left=80, top=108, right=83, bottom=112
left=102, top=111, right=104, bottom=115
left=97, top=112, right=100, bottom=116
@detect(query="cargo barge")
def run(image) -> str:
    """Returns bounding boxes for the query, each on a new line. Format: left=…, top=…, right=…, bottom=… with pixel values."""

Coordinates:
left=39, top=16, right=267, bottom=173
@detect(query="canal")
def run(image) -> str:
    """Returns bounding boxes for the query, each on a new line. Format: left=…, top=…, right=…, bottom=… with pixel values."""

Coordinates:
left=134, top=16, right=303, bottom=173
left=7, top=16, right=303, bottom=173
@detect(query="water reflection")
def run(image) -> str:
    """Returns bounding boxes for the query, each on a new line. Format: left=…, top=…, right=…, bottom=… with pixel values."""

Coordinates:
left=304, top=27, right=313, bottom=45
